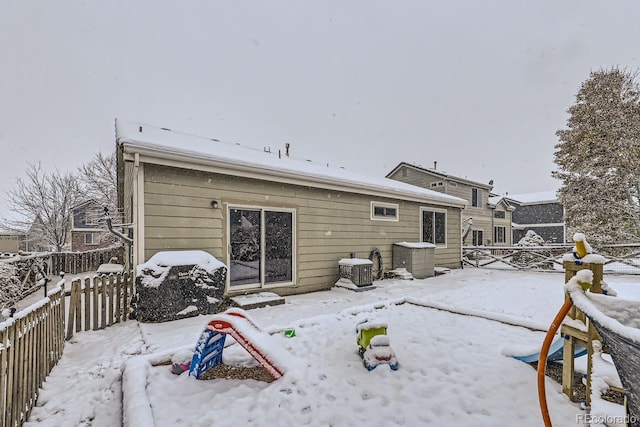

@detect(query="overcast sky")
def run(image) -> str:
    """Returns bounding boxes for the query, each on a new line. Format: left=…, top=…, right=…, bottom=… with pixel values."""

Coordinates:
left=2, top=1, right=640, bottom=220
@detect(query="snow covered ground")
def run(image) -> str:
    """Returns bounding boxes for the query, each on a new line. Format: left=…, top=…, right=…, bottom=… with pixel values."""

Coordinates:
left=22, top=268, right=640, bottom=427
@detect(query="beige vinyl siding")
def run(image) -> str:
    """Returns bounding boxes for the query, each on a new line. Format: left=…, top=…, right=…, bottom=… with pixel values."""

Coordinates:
left=142, top=164, right=461, bottom=294
left=470, top=217, right=493, bottom=245
left=389, top=165, right=505, bottom=247
left=492, top=207, right=512, bottom=245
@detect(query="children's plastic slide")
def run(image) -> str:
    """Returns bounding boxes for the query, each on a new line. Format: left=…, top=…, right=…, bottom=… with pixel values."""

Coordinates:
left=189, top=308, right=287, bottom=380
left=513, top=337, right=587, bottom=363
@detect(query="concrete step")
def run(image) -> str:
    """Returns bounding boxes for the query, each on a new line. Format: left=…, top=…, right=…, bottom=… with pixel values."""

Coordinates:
left=229, top=292, right=285, bottom=310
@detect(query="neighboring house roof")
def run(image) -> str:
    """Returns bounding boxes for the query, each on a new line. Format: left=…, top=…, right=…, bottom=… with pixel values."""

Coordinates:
left=72, top=198, right=100, bottom=209
left=115, top=119, right=467, bottom=208
left=386, top=162, right=494, bottom=190
left=487, top=197, right=515, bottom=211
left=502, top=191, right=559, bottom=205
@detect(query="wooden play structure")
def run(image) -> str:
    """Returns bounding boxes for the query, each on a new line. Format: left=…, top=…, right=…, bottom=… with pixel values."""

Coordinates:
left=559, top=260, right=621, bottom=404
left=538, top=234, right=638, bottom=427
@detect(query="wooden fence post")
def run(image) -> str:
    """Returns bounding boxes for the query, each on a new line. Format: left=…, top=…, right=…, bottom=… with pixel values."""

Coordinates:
left=83, top=277, right=91, bottom=332
left=100, top=275, right=107, bottom=329
left=66, top=279, right=80, bottom=341
left=92, top=276, right=99, bottom=331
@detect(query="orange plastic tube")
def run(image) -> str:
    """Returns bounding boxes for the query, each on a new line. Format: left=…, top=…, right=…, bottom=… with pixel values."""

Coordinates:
left=538, top=298, right=574, bottom=427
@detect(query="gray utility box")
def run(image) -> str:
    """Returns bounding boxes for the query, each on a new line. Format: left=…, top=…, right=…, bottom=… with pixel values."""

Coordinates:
left=392, top=242, right=435, bottom=279
left=338, top=258, right=373, bottom=287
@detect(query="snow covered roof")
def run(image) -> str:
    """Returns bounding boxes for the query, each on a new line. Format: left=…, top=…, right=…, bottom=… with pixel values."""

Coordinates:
left=386, top=162, right=494, bottom=190
left=503, top=191, right=559, bottom=205
left=487, top=196, right=515, bottom=210
left=115, top=119, right=466, bottom=208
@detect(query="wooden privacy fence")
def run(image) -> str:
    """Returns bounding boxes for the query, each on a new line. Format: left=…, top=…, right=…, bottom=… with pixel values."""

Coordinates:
left=0, top=286, right=65, bottom=427
left=49, top=246, right=124, bottom=276
left=0, top=270, right=134, bottom=427
left=65, top=272, right=134, bottom=340
left=2, top=245, right=125, bottom=293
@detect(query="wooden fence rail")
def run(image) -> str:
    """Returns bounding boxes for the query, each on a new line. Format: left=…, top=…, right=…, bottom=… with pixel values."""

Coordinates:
left=462, top=243, right=640, bottom=274
left=0, top=270, right=134, bottom=427
left=2, top=246, right=125, bottom=298
left=49, top=246, right=124, bottom=276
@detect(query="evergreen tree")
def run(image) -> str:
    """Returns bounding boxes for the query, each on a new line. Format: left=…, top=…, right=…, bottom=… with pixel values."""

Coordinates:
left=553, top=68, right=640, bottom=244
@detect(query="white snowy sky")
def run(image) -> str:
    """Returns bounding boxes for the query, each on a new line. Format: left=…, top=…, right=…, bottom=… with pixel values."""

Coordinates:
left=2, top=0, right=640, bottom=219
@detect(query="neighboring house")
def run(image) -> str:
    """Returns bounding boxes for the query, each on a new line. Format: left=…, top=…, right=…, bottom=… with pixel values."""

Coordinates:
left=386, top=162, right=514, bottom=246
left=0, top=232, right=26, bottom=253
left=501, top=191, right=566, bottom=244
left=115, top=120, right=467, bottom=297
left=26, top=216, right=56, bottom=252
left=70, top=199, right=117, bottom=251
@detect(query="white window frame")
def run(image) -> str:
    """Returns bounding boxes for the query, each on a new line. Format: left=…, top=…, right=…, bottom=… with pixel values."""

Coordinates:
left=370, top=201, right=399, bottom=222
left=420, top=207, right=447, bottom=247
left=84, top=232, right=98, bottom=245
left=84, top=211, right=99, bottom=225
left=472, top=229, right=484, bottom=246
left=227, top=204, right=297, bottom=292
left=472, top=188, right=483, bottom=207
left=494, top=226, right=506, bottom=244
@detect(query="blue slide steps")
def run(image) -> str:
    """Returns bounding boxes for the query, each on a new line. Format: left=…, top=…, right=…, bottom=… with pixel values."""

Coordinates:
left=514, top=337, right=587, bottom=363
left=189, top=329, right=227, bottom=379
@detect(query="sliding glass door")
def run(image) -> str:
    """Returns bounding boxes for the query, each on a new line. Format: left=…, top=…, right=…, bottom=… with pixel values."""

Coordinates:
left=229, top=207, right=294, bottom=289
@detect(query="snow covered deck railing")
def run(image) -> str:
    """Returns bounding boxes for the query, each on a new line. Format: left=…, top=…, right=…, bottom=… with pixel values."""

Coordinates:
left=566, top=281, right=640, bottom=426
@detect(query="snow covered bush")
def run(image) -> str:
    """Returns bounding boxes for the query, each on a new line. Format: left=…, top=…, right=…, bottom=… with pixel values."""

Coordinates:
left=512, top=230, right=553, bottom=270
left=0, top=261, right=22, bottom=312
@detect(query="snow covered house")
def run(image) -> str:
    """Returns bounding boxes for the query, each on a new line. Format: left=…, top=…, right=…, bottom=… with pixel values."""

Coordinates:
left=501, top=191, right=565, bottom=244
left=386, top=162, right=514, bottom=246
left=115, top=120, right=467, bottom=296
left=70, top=199, right=117, bottom=251
left=0, top=232, right=25, bottom=253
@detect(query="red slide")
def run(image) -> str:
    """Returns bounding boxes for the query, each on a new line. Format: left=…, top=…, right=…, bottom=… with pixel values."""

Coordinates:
left=206, top=310, right=286, bottom=380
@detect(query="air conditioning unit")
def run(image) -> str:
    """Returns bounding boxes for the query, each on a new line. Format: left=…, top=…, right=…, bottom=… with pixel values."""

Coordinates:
left=338, top=258, right=373, bottom=287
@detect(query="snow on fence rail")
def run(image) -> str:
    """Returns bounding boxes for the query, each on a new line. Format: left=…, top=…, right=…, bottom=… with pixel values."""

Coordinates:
left=48, top=246, right=124, bottom=276
left=0, top=270, right=134, bottom=427
left=3, top=245, right=124, bottom=277
left=462, top=243, right=640, bottom=274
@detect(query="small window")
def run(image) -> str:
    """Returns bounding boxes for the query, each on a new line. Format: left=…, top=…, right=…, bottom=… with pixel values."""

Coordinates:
left=472, top=188, right=483, bottom=207
left=494, top=211, right=505, bottom=219
left=84, top=233, right=98, bottom=245
left=494, top=226, right=506, bottom=244
left=371, top=202, right=399, bottom=221
left=84, top=211, right=99, bottom=226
